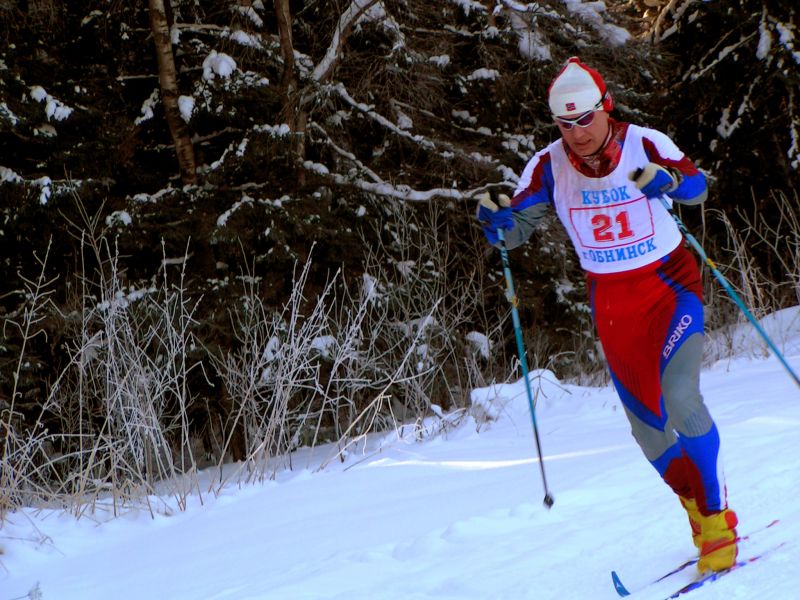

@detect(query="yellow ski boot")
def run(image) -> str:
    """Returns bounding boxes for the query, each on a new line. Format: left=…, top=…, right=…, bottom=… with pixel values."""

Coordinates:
left=696, top=508, right=739, bottom=573
left=679, top=496, right=703, bottom=550
left=680, top=496, right=738, bottom=572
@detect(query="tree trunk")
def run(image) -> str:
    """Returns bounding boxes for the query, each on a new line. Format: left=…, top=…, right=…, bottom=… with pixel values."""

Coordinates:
left=274, top=0, right=380, bottom=181
left=274, top=0, right=306, bottom=182
left=148, top=0, right=197, bottom=186
left=274, top=0, right=296, bottom=104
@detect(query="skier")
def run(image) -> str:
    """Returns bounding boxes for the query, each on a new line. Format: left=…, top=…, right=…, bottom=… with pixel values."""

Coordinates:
left=477, top=57, right=737, bottom=573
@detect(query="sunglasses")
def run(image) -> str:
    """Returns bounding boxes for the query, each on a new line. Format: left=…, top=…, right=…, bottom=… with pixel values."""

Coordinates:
left=554, top=109, right=597, bottom=130
left=554, top=94, right=606, bottom=130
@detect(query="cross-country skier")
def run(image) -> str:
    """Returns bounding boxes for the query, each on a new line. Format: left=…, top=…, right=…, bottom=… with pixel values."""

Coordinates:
left=477, top=56, right=738, bottom=573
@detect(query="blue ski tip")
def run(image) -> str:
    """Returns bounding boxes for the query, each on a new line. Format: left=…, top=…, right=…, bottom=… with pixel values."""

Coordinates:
left=611, top=570, right=631, bottom=597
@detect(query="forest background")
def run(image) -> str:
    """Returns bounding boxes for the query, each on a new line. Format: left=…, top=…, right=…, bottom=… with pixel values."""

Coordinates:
left=1, top=0, right=798, bottom=514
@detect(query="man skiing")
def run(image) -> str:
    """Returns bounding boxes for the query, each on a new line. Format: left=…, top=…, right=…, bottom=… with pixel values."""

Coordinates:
left=477, top=57, right=737, bottom=573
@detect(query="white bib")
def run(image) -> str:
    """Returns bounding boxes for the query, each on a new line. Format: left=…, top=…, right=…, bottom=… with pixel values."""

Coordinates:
left=550, top=125, right=683, bottom=274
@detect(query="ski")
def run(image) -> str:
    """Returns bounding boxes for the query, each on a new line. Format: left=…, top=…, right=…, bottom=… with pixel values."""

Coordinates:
left=611, top=519, right=779, bottom=597
left=613, top=556, right=698, bottom=596
left=664, top=541, right=786, bottom=599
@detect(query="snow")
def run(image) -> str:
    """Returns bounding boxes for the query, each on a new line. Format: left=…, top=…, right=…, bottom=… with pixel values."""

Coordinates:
left=217, top=196, right=254, bottom=227
left=756, top=19, right=773, bottom=60
left=130, top=187, right=176, bottom=204
left=33, top=176, right=52, bottom=205
left=29, top=85, right=74, bottom=122
left=178, top=95, right=195, bottom=122
left=105, top=210, right=132, bottom=227
left=311, top=335, right=337, bottom=359
left=135, top=88, right=159, bottom=125
left=3, top=308, right=800, bottom=599
left=313, top=1, right=385, bottom=83
left=396, top=111, right=413, bottom=130
left=447, top=0, right=487, bottom=17
left=452, top=109, right=477, bottom=125
left=0, top=165, right=22, bottom=184
left=254, top=123, right=292, bottom=137
left=516, top=28, right=552, bottom=62
left=202, top=51, right=237, bottom=81
left=466, top=331, right=491, bottom=359
left=362, top=273, right=382, bottom=303
left=234, top=4, right=264, bottom=29
left=0, top=101, right=18, bottom=126
left=226, top=30, right=264, bottom=49
left=561, top=0, right=630, bottom=47
left=467, top=68, right=500, bottom=81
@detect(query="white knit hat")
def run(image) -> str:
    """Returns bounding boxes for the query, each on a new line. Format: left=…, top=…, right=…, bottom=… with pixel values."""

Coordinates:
left=548, top=57, right=612, bottom=117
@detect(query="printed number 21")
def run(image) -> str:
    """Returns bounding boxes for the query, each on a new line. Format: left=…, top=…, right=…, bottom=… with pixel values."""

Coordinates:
left=592, top=211, right=634, bottom=242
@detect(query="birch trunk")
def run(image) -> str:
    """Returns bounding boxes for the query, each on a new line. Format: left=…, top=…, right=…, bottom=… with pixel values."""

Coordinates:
left=148, top=0, right=197, bottom=185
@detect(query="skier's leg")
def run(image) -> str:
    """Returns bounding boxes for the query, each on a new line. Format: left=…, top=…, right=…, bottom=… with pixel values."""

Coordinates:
left=660, top=313, right=737, bottom=573
left=594, top=245, right=736, bottom=571
left=661, top=332, right=726, bottom=514
left=622, top=404, right=692, bottom=499
left=622, top=398, right=737, bottom=572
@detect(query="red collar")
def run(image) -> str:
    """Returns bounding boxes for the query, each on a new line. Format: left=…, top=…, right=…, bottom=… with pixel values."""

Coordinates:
left=563, top=119, right=628, bottom=178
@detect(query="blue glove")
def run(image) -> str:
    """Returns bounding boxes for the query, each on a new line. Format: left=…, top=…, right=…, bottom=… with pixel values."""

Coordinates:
left=629, top=163, right=681, bottom=199
left=476, top=192, right=514, bottom=245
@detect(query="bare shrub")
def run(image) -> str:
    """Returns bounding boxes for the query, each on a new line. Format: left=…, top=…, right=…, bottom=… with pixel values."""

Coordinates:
left=733, top=191, right=800, bottom=308
left=208, top=253, right=338, bottom=483
left=50, top=236, right=202, bottom=516
left=0, top=242, right=59, bottom=519
left=208, top=199, right=497, bottom=480
left=3, top=196, right=500, bottom=512
left=697, top=192, right=800, bottom=364
left=1, top=197, right=203, bottom=519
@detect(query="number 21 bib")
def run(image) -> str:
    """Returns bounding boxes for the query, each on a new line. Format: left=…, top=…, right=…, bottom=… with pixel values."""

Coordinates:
left=549, top=125, right=683, bottom=275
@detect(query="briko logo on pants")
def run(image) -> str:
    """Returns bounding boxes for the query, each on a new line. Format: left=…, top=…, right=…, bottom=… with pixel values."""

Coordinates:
left=663, top=314, right=693, bottom=359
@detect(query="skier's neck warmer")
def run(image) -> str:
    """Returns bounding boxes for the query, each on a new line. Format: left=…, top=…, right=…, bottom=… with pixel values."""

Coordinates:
left=564, top=118, right=629, bottom=178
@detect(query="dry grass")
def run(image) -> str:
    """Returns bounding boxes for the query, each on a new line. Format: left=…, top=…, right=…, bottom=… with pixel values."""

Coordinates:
left=1, top=197, right=498, bottom=518
left=697, top=191, right=800, bottom=363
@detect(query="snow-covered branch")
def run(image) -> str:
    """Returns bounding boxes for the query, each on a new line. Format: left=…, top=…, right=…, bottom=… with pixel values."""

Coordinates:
left=312, top=0, right=384, bottom=83
left=328, top=82, right=435, bottom=150
left=301, top=159, right=499, bottom=203
left=308, top=122, right=383, bottom=184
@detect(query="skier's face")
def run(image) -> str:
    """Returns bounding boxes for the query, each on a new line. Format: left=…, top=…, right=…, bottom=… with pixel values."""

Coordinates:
left=555, top=109, right=610, bottom=157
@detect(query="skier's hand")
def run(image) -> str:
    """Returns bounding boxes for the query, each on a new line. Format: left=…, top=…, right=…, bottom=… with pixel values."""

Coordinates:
left=476, top=192, right=513, bottom=245
left=629, top=163, right=681, bottom=199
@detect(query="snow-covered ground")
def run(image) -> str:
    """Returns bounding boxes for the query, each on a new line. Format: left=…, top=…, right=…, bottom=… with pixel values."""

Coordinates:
left=3, top=309, right=800, bottom=600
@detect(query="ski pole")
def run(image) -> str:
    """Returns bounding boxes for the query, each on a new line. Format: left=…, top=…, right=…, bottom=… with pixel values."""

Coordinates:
left=658, top=195, right=800, bottom=388
left=480, top=193, right=555, bottom=508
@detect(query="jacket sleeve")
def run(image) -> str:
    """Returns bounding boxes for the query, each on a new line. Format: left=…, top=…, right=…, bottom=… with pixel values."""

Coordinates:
left=503, top=149, right=555, bottom=249
left=641, top=131, right=707, bottom=205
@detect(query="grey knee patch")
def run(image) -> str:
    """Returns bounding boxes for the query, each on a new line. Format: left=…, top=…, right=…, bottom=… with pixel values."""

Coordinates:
left=663, top=333, right=713, bottom=437
left=624, top=405, right=676, bottom=462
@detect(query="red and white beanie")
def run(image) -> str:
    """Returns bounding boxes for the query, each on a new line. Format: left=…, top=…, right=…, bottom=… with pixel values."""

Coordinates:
left=547, top=57, right=613, bottom=117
